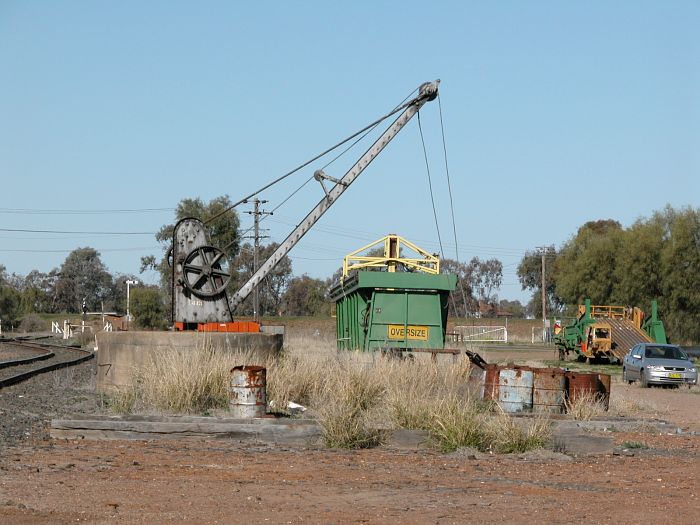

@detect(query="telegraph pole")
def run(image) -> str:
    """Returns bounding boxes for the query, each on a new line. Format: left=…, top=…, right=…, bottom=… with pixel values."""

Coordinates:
left=244, top=199, right=270, bottom=322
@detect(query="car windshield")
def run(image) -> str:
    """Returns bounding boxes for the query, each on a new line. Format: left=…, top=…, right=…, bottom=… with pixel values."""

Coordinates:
left=644, top=346, right=687, bottom=360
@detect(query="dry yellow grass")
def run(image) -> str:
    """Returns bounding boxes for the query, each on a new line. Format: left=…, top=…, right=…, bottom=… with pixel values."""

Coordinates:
left=564, top=391, right=608, bottom=421
left=113, top=335, right=552, bottom=452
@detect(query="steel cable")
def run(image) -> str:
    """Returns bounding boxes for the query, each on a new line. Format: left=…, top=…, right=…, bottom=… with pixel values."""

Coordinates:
left=204, top=88, right=422, bottom=226
left=438, top=93, right=471, bottom=318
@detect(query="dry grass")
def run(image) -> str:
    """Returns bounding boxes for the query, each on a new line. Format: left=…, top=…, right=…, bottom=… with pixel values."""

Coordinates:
left=312, top=363, right=386, bottom=448
left=113, top=335, right=554, bottom=453
left=113, top=344, right=267, bottom=415
left=564, top=391, right=608, bottom=421
left=108, top=387, right=139, bottom=414
left=486, top=411, right=552, bottom=453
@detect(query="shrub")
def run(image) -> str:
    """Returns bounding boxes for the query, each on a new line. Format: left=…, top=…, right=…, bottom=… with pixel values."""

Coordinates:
left=18, top=313, right=45, bottom=333
left=564, top=391, right=607, bottom=421
left=312, top=363, right=386, bottom=449
left=485, top=411, right=552, bottom=453
left=136, top=345, right=263, bottom=414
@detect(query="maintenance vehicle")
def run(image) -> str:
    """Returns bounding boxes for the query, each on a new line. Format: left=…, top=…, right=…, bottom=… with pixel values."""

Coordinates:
left=554, top=299, right=667, bottom=363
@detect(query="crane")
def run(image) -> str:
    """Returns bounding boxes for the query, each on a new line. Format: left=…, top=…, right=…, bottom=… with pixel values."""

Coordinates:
left=171, top=80, right=440, bottom=331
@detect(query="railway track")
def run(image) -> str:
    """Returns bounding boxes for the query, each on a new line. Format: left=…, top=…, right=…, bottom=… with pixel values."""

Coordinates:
left=0, top=337, right=94, bottom=388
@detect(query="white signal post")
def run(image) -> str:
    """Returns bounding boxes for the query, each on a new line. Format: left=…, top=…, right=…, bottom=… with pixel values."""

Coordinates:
left=125, top=280, right=139, bottom=327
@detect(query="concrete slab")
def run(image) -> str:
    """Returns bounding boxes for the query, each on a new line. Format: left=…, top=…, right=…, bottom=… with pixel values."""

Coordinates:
left=95, top=331, right=283, bottom=393
left=551, top=421, right=614, bottom=456
left=386, top=429, right=431, bottom=449
left=51, top=414, right=320, bottom=446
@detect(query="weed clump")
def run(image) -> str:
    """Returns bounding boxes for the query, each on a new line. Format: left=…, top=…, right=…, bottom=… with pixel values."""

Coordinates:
left=312, top=364, right=386, bottom=449
left=564, top=391, right=607, bottom=421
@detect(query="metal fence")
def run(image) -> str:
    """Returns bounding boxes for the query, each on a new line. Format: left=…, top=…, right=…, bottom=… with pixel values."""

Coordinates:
left=452, top=325, right=508, bottom=343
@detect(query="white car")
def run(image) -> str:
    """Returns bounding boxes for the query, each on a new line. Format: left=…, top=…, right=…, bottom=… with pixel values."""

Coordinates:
left=622, top=343, right=698, bottom=387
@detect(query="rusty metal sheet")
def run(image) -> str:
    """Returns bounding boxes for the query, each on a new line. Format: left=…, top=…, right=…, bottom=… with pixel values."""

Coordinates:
left=497, top=368, right=534, bottom=413
left=532, top=367, right=566, bottom=414
left=565, top=371, right=611, bottom=410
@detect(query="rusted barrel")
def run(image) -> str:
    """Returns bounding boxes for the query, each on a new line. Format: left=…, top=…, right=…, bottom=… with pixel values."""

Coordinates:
left=480, top=365, right=534, bottom=413
left=565, top=371, right=611, bottom=410
left=498, top=368, right=534, bottom=413
left=230, top=365, right=266, bottom=418
left=532, top=367, right=566, bottom=414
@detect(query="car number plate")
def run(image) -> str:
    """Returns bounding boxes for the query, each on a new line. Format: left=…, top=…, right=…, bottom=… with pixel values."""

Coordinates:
left=668, top=373, right=681, bottom=379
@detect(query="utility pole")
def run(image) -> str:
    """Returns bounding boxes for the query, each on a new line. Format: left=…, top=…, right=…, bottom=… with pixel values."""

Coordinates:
left=537, top=246, right=547, bottom=343
left=244, top=199, right=270, bottom=322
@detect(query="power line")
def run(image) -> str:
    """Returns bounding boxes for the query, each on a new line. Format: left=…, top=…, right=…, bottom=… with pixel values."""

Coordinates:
left=0, top=228, right=155, bottom=235
left=0, top=207, right=173, bottom=215
left=204, top=86, right=423, bottom=225
left=0, top=246, right=160, bottom=253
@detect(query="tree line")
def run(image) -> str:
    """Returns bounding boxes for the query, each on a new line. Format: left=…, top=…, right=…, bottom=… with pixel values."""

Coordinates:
left=517, top=206, right=700, bottom=344
left=1, top=195, right=516, bottom=329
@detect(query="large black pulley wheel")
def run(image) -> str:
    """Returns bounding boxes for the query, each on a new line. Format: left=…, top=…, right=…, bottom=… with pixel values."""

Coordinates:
left=181, top=246, right=231, bottom=298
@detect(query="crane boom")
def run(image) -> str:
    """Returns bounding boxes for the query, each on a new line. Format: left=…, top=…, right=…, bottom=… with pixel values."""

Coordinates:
left=228, top=80, right=440, bottom=312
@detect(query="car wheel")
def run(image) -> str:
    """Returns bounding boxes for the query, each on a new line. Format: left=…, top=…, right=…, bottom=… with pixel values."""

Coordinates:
left=640, top=371, right=650, bottom=388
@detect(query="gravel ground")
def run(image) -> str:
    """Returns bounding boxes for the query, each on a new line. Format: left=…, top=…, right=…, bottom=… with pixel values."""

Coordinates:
left=0, top=345, right=698, bottom=524
left=0, top=360, right=101, bottom=450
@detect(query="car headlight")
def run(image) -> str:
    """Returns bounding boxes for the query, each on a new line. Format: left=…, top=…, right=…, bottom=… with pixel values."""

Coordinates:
left=646, top=365, right=664, bottom=371
left=690, top=367, right=697, bottom=373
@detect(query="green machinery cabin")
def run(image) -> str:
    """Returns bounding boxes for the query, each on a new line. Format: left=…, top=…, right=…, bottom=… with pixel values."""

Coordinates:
left=328, top=234, right=457, bottom=352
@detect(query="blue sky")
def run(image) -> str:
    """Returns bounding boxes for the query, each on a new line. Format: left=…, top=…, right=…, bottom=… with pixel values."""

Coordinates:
left=1, top=1, right=698, bottom=304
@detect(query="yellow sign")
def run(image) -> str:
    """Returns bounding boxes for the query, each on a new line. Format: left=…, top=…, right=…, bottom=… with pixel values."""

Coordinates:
left=387, top=324, right=429, bottom=341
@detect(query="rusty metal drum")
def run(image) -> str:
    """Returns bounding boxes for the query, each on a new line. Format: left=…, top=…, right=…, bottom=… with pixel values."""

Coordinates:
left=565, top=371, right=611, bottom=410
left=497, top=368, right=534, bottom=413
left=532, top=367, right=566, bottom=414
left=230, top=365, right=267, bottom=418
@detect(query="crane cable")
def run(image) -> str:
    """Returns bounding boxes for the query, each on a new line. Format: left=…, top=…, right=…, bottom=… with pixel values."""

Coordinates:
left=438, top=93, right=471, bottom=318
left=214, top=88, right=419, bottom=255
left=204, top=88, right=420, bottom=226
left=416, top=111, right=445, bottom=258
left=417, top=110, right=460, bottom=318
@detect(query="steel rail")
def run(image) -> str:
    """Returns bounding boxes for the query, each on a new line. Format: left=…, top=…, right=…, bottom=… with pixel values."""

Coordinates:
left=0, top=339, right=94, bottom=389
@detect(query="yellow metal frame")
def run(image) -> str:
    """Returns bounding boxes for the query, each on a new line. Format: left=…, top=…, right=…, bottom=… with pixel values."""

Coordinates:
left=342, top=234, right=439, bottom=278
left=578, top=304, right=646, bottom=326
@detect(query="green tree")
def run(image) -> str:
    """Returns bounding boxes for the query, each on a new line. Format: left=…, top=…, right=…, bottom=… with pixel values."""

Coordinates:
left=230, top=242, right=292, bottom=316
left=555, top=220, right=623, bottom=305
left=611, top=218, right=664, bottom=306
left=498, top=299, right=526, bottom=318
left=467, top=257, right=503, bottom=304
left=517, top=245, right=562, bottom=318
left=440, top=258, right=476, bottom=317
left=130, top=287, right=167, bottom=329
left=54, top=248, right=113, bottom=312
left=20, top=269, right=60, bottom=314
left=659, top=207, right=700, bottom=343
left=282, top=275, right=329, bottom=316
left=0, top=268, right=22, bottom=327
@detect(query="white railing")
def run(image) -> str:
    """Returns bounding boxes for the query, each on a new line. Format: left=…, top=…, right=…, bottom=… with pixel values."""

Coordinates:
left=454, top=325, right=507, bottom=343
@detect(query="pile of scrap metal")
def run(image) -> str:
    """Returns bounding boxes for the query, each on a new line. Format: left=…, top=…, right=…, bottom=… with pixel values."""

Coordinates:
left=465, top=350, right=610, bottom=414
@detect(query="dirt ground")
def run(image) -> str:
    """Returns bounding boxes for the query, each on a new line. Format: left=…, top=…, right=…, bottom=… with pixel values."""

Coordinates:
left=1, top=346, right=699, bottom=524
